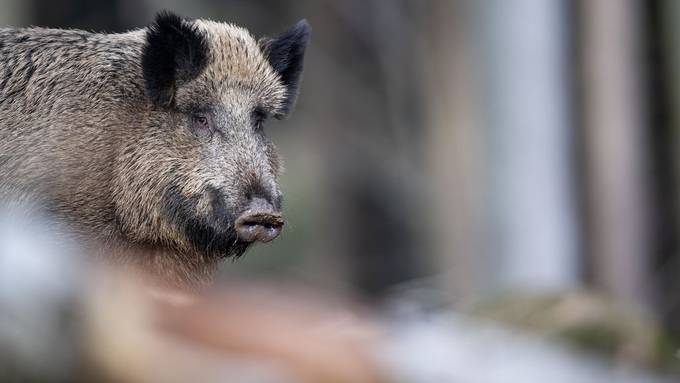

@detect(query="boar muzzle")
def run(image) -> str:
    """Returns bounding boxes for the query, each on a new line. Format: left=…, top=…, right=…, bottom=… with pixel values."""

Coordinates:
left=234, top=197, right=283, bottom=243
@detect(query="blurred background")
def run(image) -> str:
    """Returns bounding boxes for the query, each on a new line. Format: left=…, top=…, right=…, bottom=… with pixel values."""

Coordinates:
left=2, top=0, right=680, bottom=381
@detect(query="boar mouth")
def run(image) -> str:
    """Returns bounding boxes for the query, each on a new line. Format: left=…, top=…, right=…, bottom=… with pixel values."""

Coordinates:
left=234, top=212, right=284, bottom=243
left=163, top=187, right=250, bottom=259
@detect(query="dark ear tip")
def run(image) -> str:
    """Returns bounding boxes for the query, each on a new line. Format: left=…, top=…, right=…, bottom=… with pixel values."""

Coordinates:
left=295, top=19, right=311, bottom=33
left=261, top=19, right=311, bottom=117
left=153, top=10, right=181, bottom=26
left=142, top=10, right=209, bottom=107
left=293, top=19, right=311, bottom=43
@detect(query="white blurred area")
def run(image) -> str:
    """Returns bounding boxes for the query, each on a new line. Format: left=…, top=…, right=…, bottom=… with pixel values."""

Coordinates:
left=0, top=210, right=83, bottom=381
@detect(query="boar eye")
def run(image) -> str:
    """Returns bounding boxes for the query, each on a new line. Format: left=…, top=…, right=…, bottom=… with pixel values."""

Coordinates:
left=191, top=113, right=214, bottom=138
left=195, top=115, right=209, bottom=128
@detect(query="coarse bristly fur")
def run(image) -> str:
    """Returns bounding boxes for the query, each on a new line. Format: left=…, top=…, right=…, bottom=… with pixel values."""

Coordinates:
left=0, top=12, right=311, bottom=287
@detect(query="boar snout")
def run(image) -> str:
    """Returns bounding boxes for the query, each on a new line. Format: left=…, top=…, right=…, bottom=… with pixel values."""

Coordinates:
left=234, top=197, right=283, bottom=243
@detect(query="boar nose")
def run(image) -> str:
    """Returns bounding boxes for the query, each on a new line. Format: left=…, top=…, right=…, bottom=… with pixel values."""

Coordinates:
left=234, top=197, right=283, bottom=243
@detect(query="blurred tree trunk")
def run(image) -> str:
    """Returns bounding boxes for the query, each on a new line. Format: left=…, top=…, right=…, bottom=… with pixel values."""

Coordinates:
left=423, top=1, right=486, bottom=300
left=475, top=0, right=580, bottom=292
left=317, top=0, right=429, bottom=300
left=577, top=0, right=652, bottom=307
left=655, top=0, right=680, bottom=335
left=426, top=0, right=580, bottom=299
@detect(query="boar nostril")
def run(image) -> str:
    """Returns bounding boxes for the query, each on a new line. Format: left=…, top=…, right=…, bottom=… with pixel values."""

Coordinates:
left=234, top=211, right=284, bottom=243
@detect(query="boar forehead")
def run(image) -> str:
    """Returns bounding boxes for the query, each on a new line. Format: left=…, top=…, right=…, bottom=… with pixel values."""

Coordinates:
left=175, top=20, right=287, bottom=113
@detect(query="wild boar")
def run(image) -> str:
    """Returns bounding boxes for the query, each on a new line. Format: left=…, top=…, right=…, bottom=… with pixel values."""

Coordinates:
left=0, top=11, right=310, bottom=286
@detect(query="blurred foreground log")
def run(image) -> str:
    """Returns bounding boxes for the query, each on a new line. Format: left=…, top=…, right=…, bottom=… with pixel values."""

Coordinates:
left=0, top=211, right=675, bottom=383
left=86, top=277, right=382, bottom=383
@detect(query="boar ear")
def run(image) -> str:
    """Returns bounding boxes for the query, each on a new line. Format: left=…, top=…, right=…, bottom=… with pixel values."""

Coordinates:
left=142, top=11, right=209, bottom=107
left=259, top=20, right=310, bottom=118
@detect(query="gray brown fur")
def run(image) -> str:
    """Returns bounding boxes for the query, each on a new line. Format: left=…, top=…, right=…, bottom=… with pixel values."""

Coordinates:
left=0, top=13, right=310, bottom=286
